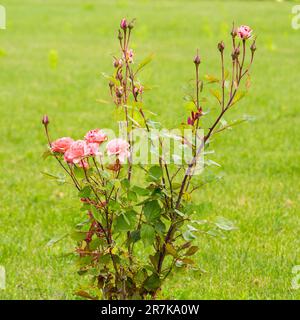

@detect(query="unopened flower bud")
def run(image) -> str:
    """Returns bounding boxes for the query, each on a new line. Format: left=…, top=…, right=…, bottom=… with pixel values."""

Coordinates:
left=117, top=70, right=123, bottom=81
left=250, top=40, right=257, bottom=53
left=109, top=81, right=114, bottom=94
left=218, top=41, right=225, bottom=53
left=113, top=59, right=119, bottom=68
left=118, top=30, right=123, bottom=41
left=42, top=114, right=49, bottom=126
left=128, top=19, right=135, bottom=30
left=231, top=26, right=237, bottom=38
left=231, top=46, right=240, bottom=60
left=193, top=51, right=201, bottom=65
left=120, top=18, right=127, bottom=30
left=113, top=58, right=123, bottom=68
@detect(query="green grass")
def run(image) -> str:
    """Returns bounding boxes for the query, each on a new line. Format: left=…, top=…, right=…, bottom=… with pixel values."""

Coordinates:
left=0, top=0, right=299, bottom=300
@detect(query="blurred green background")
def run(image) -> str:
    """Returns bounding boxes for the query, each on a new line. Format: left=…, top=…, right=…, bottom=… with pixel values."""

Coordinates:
left=0, top=0, right=299, bottom=299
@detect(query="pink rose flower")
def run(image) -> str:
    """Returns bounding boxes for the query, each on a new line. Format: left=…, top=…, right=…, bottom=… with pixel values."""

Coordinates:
left=84, top=129, right=107, bottom=144
left=237, top=25, right=252, bottom=40
left=51, top=137, right=74, bottom=154
left=106, top=138, right=130, bottom=163
left=64, top=140, right=89, bottom=164
left=86, top=142, right=101, bottom=157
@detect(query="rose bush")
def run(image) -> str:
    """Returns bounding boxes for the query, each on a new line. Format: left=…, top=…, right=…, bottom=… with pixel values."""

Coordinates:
left=42, top=19, right=256, bottom=300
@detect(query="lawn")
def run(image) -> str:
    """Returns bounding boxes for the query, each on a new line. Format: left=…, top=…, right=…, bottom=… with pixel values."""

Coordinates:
left=0, top=0, right=299, bottom=300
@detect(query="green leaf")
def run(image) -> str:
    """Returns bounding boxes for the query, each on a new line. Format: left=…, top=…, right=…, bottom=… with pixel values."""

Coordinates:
left=73, top=166, right=85, bottom=179
left=132, top=185, right=150, bottom=196
left=174, top=209, right=185, bottom=217
left=185, top=246, right=199, bottom=256
left=165, top=243, right=178, bottom=257
left=215, top=216, right=237, bottom=231
left=149, top=252, right=160, bottom=269
left=154, top=220, right=166, bottom=234
left=205, top=74, right=219, bottom=83
left=140, top=224, right=155, bottom=247
left=143, top=273, right=161, bottom=291
left=127, top=190, right=138, bottom=202
left=70, top=231, right=87, bottom=241
left=181, top=258, right=195, bottom=265
left=78, top=186, right=91, bottom=198
left=77, top=255, right=93, bottom=267
left=134, top=268, right=148, bottom=284
left=121, top=178, right=130, bottom=190
left=135, top=53, right=154, bottom=74
left=101, top=72, right=119, bottom=86
left=42, top=149, right=53, bottom=160
left=108, top=200, right=121, bottom=211
left=143, top=200, right=161, bottom=222
left=114, top=210, right=137, bottom=232
left=99, top=253, right=111, bottom=265
left=46, top=233, right=68, bottom=247
left=75, top=290, right=97, bottom=300
left=231, top=91, right=247, bottom=106
left=183, top=229, right=196, bottom=241
left=41, top=171, right=66, bottom=184
left=147, top=165, right=163, bottom=182
left=210, top=88, right=222, bottom=104
left=129, top=230, right=141, bottom=244
left=89, top=237, right=103, bottom=251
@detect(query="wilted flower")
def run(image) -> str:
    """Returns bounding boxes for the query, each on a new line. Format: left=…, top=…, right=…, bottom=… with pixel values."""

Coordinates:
left=116, top=86, right=123, bottom=98
left=123, top=49, right=134, bottom=63
left=51, top=137, right=74, bottom=154
left=187, top=108, right=203, bottom=126
left=237, top=25, right=252, bottom=40
left=106, top=138, right=130, bottom=163
left=133, top=85, right=144, bottom=97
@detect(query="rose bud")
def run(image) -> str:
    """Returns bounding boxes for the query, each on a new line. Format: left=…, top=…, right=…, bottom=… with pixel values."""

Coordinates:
left=250, top=40, right=257, bottom=53
left=42, top=114, right=49, bottom=126
left=117, top=70, right=123, bottom=81
left=217, top=41, right=225, bottom=53
left=128, top=19, right=135, bottom=30
left=118, top=30, right=123, bottom=41
left=113, top=58, right=122, bottom=68
left=120, top=18, right=127, bottom=30
left=231, top=25, right=237, bottom=38
left=231, top=46, right=240, bottom=60
left=193, top=51, right=201, bottom=65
